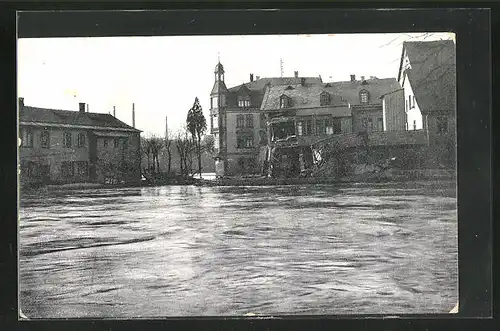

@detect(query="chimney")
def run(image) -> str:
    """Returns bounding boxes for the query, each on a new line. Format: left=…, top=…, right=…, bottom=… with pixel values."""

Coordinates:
left=250, top=73, right=254, bottom=82
left=79, top=102, right=85, bottom=113
left=132, top=103, right=135, bottom=128
left=294, top=71, right=299, bottom=78
left=350, top=74, right=356, bottom=82
left=86, top=104, right=89, bottom=112
left=18, top=97, right=24, bottom=108
left=301, top=77, right=306, bottom=86
left=113, top=106, right=116, bottom=117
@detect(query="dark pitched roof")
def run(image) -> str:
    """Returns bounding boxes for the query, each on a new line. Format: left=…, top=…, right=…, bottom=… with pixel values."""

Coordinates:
left=322, top=78, right=401, bottom=106
left=261, top=78, right=400, bottom=111
left=400, top=40, right=456, bottom=114
left=211, top=80, right=229, bottom=95
left=19, top=105, right=140, bottom=131
left=228, top=76, right=323, bottom=93
left=260, top=83, right=347, bottom=111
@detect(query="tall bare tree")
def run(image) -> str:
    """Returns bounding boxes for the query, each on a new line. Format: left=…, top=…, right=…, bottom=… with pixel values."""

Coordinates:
left=175, top=127, right=195, bottom=178
left=148, top=135, right=164, bottom=174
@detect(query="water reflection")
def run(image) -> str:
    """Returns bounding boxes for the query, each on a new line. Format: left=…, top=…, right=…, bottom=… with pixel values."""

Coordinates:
left=19, top=181, right=458, bottom=318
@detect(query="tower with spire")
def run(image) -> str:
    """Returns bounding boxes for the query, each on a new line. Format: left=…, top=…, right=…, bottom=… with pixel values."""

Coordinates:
left=210, top=59, right=229, bottom=177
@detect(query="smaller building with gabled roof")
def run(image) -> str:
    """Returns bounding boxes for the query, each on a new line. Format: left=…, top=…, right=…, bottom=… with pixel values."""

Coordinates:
left=18, top=98, right=142, bottom=186
left=396, top=39, right=456, bottom=166
left=397, top=40, right=456, bottom=134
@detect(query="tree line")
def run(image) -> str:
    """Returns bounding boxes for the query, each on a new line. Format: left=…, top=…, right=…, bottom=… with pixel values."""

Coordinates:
left=140, top=97, right=213, bottom=179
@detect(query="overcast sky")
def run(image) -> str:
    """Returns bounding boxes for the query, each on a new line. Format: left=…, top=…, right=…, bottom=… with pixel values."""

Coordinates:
left=17, top=32, right=454, bottom=137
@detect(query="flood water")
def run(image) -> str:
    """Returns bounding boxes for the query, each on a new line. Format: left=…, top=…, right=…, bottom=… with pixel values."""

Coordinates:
left=19, top=181, right=458, bottom=318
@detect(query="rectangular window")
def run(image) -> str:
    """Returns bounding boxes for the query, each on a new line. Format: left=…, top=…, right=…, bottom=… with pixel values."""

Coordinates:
left=123, top=138, right=129, bottom=149
left=77, top=133, right=86, bottom=148
left=114, top=138, right=119, bottom=148
left=40, top=130, right=50, bottom=148
left=360, top=92, right=368, bottom=103
left=236, top=114, right=245, bottom=128
left=76, top=161, right=89, bottom=177
left=21, top=128, right=33, bottom=148
left=63, top=132, right=72, bottom=148
left=334, top=119, right=342, bottom=134
left=331, top=118, right=342, bottom=134
left=362, top=118, right=369, bottom=130
left=212, top=114, right=219, bottom=129
left=413, top=120, right=417, bottom=130
left=296, top=118, right=313, bottom=136
left=437, top=116, right=448, bottom=133
left=211, top=96, right=218, bottom=109
left=236, top=134, right=254, bottom=148
left=297, top=121, right=303, bottom=136
left=316, top=119, right=326, bottom=135
left=21, top=161, right=36, bottom=177
left=320, top=94, right=330, bottom=106
left=377, top=118, right=384, bottom=131
left=103, top=139, right=108, bottom=147
left=61, top=161, right=75, bottom=177
left=280, top=97, right=287, bottom=108
left=245, top=114, right=253, bottom=128
left=325, top=119, right=334, bottom=135
left=238, top=99, right=250, bottom=108
left=368, top=118, right=373, bottom=131
left=304, top=119, right=312, bottom=135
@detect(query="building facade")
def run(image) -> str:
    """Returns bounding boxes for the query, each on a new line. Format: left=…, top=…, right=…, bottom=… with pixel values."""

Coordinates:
left=209, top=62, right=323, bottom=177
left=260, top=76, right=402, bottom=177
left=395, top=39, right=456, bottom=166
left=18, top=99, right=142, bottom=186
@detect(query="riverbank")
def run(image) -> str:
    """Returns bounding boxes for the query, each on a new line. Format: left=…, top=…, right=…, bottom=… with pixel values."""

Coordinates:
left=19, top=169, right=455, bottom=192
left=195, top=169, right=456, bottom=187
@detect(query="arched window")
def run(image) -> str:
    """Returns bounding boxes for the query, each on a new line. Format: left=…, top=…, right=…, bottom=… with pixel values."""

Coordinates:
left=359, top=90, right=369, bottom=104
left=280, top=95, right=290, bottom=108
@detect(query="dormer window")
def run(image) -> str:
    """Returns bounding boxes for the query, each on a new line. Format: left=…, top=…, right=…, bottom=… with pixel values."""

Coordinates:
left=285, top=85, right=294, bottom=90
left=280, top=95, right=291, bottom=108
left=360, top=90, right=369, bottom=104
left=238, top=98, right=251, bottom=108
left=320, top=92, right=331, bottom=106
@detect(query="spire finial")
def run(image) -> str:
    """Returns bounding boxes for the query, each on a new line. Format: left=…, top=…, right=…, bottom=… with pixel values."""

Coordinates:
left=217, top=52, right=220, bottom=63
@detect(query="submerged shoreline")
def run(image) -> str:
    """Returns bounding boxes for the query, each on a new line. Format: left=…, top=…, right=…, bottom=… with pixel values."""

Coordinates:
left=19, top=168, right=456, bottom=193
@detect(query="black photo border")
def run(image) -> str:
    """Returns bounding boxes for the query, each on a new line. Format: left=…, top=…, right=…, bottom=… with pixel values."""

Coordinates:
left=0, top=3, right=494, bottom=331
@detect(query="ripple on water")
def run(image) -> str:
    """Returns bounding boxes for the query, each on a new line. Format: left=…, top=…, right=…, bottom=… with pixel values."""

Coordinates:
left=19, top=182, right=458, bottom=317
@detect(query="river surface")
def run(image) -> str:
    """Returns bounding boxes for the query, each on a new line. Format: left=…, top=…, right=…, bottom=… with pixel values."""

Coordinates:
left=19, top=181, right=458, bottom=318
